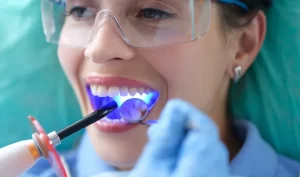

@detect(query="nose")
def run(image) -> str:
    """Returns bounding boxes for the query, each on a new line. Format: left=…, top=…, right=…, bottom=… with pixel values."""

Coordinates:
left=84, top=12, right=135, bottom=64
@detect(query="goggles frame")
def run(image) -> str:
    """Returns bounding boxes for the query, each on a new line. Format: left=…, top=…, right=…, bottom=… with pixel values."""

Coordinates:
left=41, top=0, right=248, bottom=48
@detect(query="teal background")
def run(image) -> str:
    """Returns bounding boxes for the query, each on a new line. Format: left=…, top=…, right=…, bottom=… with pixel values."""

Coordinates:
left=0, top=1, right=82, bottom=151
left=229, top=1, right=300, bottom=161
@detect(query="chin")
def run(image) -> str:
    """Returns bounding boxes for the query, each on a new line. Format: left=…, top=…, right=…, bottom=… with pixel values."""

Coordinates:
left=87, top=124, right=148, bottom=169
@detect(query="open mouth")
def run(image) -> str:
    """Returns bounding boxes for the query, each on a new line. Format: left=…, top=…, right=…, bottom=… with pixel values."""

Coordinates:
left=86, top=84, right=159, bottom=123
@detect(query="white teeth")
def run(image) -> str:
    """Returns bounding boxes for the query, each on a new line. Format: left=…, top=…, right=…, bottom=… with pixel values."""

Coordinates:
left=91, top=85, right=97, bottom=96
left=98, top=118, right=127, bottom=123
left=108, top=87, right=119, bottom=97
left=137, top=88, right=144, bottom=95
left=97, top=86, right=108, bottom=97
left=112, top=119, right=120, bottom=123
left=129, top=88, right=138, bottom=96
left=106, top=118, right=112, bottom=122
left=144, top=88, right=150, bottom=94
left=120, top=118, right=126, bottom=123
left=99, top=117, right=111, bottom=122
left=90, top=85, right=152, bottom=97
left=119, top=87, right=129, bottom=96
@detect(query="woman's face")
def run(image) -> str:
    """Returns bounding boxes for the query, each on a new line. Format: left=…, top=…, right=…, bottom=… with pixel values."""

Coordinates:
left=58, top=1, right=238, bottom=169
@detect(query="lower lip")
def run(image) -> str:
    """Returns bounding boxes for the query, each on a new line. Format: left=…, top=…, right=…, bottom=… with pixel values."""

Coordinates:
left=94, top=119, right=139, bottom=133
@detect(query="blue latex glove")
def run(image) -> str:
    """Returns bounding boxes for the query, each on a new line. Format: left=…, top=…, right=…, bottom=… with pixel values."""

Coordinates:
left=128, top=99, right=230, bottom=177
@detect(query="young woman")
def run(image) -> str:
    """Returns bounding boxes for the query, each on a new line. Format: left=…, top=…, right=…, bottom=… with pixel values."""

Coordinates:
left=23, top=0, right=300, bottom=176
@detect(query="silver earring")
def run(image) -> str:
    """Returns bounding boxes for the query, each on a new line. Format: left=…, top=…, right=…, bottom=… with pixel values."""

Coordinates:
left=234, top=66, right=242, bottom=83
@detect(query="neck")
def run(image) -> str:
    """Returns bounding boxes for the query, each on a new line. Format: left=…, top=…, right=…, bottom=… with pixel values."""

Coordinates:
left=210, top=102, right=242, bottom=160
left=221, top=117, right=243, bottom=161
left=209, top=83, right=242, bottom=161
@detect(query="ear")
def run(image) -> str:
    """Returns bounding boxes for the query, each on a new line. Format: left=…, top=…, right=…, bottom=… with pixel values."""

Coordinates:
left=227, top=11, right=267, bottom=80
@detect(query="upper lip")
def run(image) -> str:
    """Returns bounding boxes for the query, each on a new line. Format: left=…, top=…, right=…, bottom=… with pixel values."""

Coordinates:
left=86, top=75, right=155, bottom=90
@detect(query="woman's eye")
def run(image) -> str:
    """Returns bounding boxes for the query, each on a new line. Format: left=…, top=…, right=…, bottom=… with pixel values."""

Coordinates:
left=138, top=8, right=175, bottom=20
left=66, top=6, right=95, bottom=19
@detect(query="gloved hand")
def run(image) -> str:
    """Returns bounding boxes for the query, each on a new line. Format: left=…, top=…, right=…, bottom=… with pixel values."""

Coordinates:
left=128, top=99, right=230, bottom=177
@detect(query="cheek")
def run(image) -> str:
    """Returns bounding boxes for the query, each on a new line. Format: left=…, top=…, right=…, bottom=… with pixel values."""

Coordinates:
left=58, top=47, right=85, bottom=84
left=140, top=38, right=228, bottom=111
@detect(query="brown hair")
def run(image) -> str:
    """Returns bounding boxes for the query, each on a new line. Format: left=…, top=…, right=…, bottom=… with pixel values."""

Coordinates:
left=218, top=0, right=272, bottom=31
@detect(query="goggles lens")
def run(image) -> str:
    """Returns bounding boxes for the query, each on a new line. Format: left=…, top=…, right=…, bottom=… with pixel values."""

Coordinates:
left=41, top=0, right=211, bottom=48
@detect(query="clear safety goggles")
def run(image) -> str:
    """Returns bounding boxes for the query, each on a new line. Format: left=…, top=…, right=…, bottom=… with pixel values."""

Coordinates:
left=41, top=0, right=248, bottom=48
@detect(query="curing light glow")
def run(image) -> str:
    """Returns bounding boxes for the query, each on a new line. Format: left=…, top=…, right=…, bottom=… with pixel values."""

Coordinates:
left=86, top=85, right=159, bottom=120
left=114, top=93, right=156, bottom=107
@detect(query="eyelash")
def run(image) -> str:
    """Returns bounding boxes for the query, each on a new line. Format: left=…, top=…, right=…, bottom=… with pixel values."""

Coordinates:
left=65, top=6, right=96, bottom=21
left=65, top=6, right=86, bottom=17
left=137, top=8, right=177, bottom=20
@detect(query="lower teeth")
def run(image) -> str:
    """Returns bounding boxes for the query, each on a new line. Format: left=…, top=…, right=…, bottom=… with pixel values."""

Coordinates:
left=98, top=117, right=127, bottom=123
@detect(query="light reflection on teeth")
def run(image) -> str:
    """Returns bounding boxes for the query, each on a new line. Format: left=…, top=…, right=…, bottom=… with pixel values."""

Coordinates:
left=90, top=85, right=152, bottom=97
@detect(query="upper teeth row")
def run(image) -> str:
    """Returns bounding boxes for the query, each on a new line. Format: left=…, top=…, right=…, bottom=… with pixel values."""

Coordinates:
left=90, top=85, right=151, bottom=97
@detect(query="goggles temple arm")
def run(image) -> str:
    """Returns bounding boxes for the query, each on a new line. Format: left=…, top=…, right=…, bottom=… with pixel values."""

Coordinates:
left=218, top=0, right=249, bottom=11
left=189, top=0, right=195, bottom=39
left=49, top=0, right=66, bottom=7
left=48, top=0, right=248, bottom=10
left=48, top=0, right=248, bottom=12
